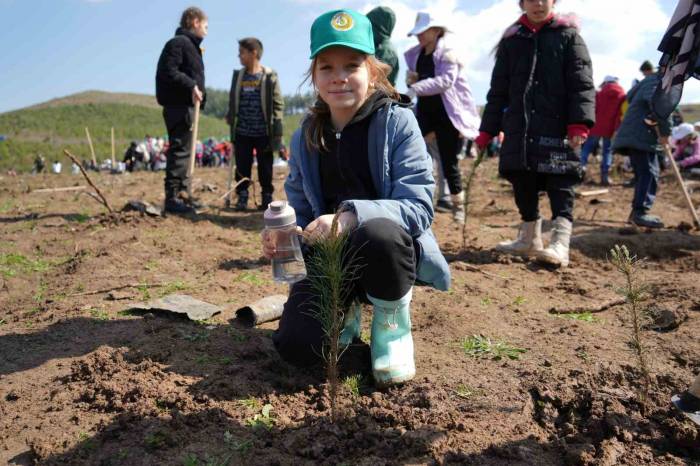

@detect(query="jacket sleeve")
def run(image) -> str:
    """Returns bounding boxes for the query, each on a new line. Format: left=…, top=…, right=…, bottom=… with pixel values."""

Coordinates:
left=225, top=70, right=238, bottom=126
left=639, top=78, right=672, bottom=137
left=479, top=42, right=510, bottom=136
left=409, top=50, right=460, bottom=97
left=284, top=129, right=314, bottom=229
left=341, top=109, right=434, bottom=237
left=272, top=73, right=284, bottom=139
left=157, top=38, right=197, bottom=91
left=564, top=32, right=595, bottom=128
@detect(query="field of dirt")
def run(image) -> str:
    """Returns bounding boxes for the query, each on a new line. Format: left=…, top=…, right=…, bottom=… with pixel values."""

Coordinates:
left=0, top=158, right=698, bottom=465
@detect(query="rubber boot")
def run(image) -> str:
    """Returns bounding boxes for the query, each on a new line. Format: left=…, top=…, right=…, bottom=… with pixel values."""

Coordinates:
left=535, top=217, right=572, bottom=268
left=451, top=191, right=465, bottom=225
left=338, top=303, right=361, bottom=348
left=369, top=288, right=415, bottom=387
left=495, top=219, right=544, bottom=257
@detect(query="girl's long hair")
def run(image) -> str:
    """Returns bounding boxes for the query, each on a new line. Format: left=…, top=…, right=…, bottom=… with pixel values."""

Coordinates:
left=303, top=55, right=399, bottom=153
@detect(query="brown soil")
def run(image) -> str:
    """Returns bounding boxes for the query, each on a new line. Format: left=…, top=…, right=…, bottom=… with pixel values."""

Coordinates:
left=0, top=159, right=698, bottom=465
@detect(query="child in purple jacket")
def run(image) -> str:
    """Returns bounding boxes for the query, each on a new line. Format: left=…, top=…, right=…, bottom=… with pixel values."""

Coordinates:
left=672, top=123, right=700, bottom=170
left=404, top=12, right=481, bottom=224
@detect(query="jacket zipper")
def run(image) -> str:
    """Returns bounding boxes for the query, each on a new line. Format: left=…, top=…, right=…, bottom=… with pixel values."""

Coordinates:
left=335, top=131, right=347, bottom=183
left=522, top=33, right=539, bottom=170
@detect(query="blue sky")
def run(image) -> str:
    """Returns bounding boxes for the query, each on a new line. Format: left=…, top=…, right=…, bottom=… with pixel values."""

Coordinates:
left=0, top=0, right=694, bottom=114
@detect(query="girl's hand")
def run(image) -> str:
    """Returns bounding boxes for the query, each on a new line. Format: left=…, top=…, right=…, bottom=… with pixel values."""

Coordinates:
left=261, top=226, right=303, bottom=259
left=406, top=71, right=419, bottom=86
left=304, top=212, right=358, bottom=243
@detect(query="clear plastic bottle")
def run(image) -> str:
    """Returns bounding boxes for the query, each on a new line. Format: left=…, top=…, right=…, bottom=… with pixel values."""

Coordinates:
left=263, top=201, right=307, bottom=283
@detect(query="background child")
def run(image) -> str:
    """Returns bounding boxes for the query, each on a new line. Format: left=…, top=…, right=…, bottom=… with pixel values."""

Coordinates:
left=404, top=12, right=481, bottom=224
left=262, top=9, right=449, bottom=387
left=475, top=0, right=595, bottom=268
left=226, top=37, right=284, bottom=211
left=580, top=75, right=626, bottom=186
left=155, top=6, right=207, bottom=215
left=671, top=123, right=700, bottom=170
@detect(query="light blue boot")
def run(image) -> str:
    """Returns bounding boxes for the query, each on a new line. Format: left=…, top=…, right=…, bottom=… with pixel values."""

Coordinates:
left=368, top=288, right=415, bottom=387
left=338, top=302, right=361, bottom=348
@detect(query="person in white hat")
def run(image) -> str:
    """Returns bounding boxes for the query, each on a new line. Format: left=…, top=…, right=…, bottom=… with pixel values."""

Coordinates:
left=671, top=122, right=700, bottom=170
left=404, top=11, right=481, bottom=225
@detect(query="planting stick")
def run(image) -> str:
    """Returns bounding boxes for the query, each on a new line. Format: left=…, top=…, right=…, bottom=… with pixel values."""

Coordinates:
left=85, top=127, right=97, bottom=168
left=462, top=148, right=486, bottom=249
left=187, top=100, right=201, bottom=195
left=63, top=149, right=114, bottom=214
left=656, top=126, right=700, bottom=228
left=111, top=127, right=116, bottom=169
left=225, top=148, right=236, bottom=207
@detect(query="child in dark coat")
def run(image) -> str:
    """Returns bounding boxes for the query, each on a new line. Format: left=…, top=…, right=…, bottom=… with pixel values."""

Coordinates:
left=476, top=0, right=595, bottom=268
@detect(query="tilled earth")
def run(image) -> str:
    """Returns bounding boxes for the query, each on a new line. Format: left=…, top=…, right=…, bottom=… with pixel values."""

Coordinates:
left=0, top=158, right=698, bottom=465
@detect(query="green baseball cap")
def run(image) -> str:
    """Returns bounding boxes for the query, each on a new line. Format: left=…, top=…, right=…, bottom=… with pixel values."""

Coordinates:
left=309, top=9, right=375, bottom=59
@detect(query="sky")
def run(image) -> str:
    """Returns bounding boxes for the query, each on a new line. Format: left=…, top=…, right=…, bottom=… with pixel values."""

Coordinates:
left=0, top=0, right=697, bottom=114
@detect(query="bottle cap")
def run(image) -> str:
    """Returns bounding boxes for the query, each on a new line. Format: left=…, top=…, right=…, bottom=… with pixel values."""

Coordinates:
left=263, top=200, right=297, bottom=228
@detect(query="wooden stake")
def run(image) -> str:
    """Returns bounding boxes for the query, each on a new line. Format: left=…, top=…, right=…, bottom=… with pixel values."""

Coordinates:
left=111, top=127, right=116, bottom=169
left=85, top=127, right=97, bottom=168
left=656, top=126, right=700, bottom=228
left=32, top=185, right=86, bottom=193
left=187, top=100, right=201, bottom=195
left=549, top=297, right=626, bottom=315
left=63, top=149, right=114, bottom=214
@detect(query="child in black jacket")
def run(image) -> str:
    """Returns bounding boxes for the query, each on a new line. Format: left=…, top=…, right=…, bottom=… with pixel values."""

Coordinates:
left=476, top=0, right=595, bottom=268
left=155, top=7, right=208, bottom=214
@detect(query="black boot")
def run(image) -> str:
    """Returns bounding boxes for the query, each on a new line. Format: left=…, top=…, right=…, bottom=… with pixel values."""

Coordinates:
left=235, top=191, right=249, bottom=212
left=259, top=193, right=273, bottom=211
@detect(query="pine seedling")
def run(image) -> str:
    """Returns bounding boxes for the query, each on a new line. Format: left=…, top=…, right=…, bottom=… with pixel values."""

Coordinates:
left=305, top=214, right=362, bottom=422
left=462, top=148, right=486, bottom=249
left=609, top=244, right=652, bottom=410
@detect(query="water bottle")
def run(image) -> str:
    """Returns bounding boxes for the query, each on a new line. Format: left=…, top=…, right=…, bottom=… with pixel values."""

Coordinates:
left=264, top=200, right=307, bottom=283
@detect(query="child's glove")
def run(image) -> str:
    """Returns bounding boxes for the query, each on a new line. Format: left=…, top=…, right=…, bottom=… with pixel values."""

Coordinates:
left=474, top=131, right=492, bottom=151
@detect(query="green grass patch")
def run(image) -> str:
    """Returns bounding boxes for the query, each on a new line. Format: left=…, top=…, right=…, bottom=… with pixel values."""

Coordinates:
left=157, top=279, right=188, bottom=297
left=461, top=334, right=527, bottom=361
left=0, top=253, right=51, bottom=278
left=238, top=397, right=261, bottom=411
left=245, top=403, right=274, bottom=430
left=512, top=296, right=526, bottom=306
left=89, top=308, right=110, bottom=321
left=342, top=374, right=362, bottom=398
left=233, top=271, right=266, bottom=286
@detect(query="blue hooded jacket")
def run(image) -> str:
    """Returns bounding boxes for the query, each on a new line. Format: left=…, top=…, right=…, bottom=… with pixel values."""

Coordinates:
left=285, top=103, right=451, bottom=291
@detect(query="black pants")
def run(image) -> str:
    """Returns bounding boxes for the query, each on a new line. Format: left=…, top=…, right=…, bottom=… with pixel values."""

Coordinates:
left=163, top=106, right=193, bottom=198
left=504, top=171, right=578, bottom=222
left=234, top=134, right=273, bottom=196
left=272, top=218, right=417, bottom=367
left=417, top=106, right=463, bottom=194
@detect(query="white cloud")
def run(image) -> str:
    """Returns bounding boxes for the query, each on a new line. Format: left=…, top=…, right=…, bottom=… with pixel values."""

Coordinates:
left=360, top=0, right=700, bottom=104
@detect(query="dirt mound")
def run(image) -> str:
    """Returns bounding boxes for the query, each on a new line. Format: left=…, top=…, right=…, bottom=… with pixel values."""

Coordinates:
left=529, top=367, right=699, bottom=465
left=572, top=229, right=700, bottom=261
left=60, top=347, right=197, bottom=415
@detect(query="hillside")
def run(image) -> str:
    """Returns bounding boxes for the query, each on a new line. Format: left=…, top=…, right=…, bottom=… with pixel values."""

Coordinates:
left=27, top=90, right=160, bottom=110
left=0, top=91, right=301, bottom=172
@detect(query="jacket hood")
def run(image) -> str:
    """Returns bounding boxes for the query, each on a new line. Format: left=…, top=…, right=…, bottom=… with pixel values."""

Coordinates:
left=367, top=6, right=396, bottom=43
left=502, top=13, right=581, bottom=39
left=175, top=27, right=203, bottom=47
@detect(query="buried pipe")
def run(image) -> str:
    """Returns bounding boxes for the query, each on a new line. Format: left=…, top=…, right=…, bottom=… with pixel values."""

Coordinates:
left=235, top=294, right=287, bottom=327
